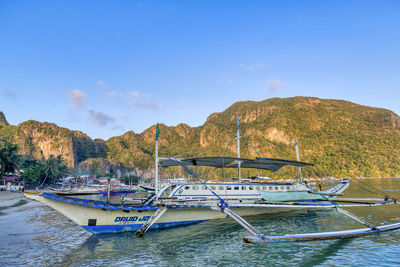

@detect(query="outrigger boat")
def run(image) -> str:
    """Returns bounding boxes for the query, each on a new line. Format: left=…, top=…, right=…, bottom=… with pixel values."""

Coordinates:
left=98, top=189, right=137, bottom=196
left=24, top=156, right=327, bottom=234
left=24, top=118, right=400, bottom=243
left=50, top=187, right=100, bottom=196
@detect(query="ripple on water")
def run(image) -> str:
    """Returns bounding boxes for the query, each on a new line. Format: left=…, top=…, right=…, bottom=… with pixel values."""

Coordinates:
left=2, top=178, right=400, bottom=266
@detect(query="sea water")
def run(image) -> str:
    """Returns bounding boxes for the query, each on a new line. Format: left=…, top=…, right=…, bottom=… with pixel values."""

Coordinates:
left=1, top=178, right=400, bottom=266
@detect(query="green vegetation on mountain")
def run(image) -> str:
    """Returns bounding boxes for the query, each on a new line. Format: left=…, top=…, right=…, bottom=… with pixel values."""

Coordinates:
left=0, top=119, right=107, bottom=168
left=103, top=97, right=400, bottom=179
left=0, top=140, right=69, bottom=186
left=0, top=111, right=8, bottom=126
left=1, top=97, right=400, bottom=179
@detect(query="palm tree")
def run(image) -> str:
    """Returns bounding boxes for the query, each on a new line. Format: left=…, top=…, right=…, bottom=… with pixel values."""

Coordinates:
left=39, top=155, right=69, bottom=187
left=0, top=141, right=21, bottom=177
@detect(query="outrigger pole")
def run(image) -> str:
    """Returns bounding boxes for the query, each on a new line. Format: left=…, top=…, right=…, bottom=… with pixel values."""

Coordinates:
left=236, top=115, right=241, bottom=182
left=142, top=121, right=394, bottom=243
left=294, top=137, right=303, bottom=183
left=155, top=124, right=160, bottom=200
left=136, top=125, right=264, bottom=238
left=238, top=131, right=390, bottom=242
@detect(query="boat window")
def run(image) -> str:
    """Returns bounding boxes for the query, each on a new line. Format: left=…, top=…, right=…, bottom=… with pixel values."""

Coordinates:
left=185, top=186, right=190, bottom=190
left=234, top=186, right=239, bottom=190
left=227, top=186, right=232, bottom=190
left=262, top=186, right=267, bottom=190
left=241, top=186, right=246, bottom=190
left=274, top=186, right=279, bottom=190
left=202, top=186, right=207, bottom=190
left=193, top=186, right=199, bottom=190
left=280, top=186, right=285, bottom=191
left=286, top=186, right=290, bottom=190
left=256, top=186, right=261, bottom=190
left=178, top=189, right=183, bottom=194
left=269, top=186, right=273, bottom=190
left=211, top=186, right=216, bottom=190
left=249, top=186, right=253, bottom=190
left=218, top=186, right=224, bottom=190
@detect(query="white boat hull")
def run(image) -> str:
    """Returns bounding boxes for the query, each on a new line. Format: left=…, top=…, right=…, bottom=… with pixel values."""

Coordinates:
left=24, top=193, right=312, bottom=234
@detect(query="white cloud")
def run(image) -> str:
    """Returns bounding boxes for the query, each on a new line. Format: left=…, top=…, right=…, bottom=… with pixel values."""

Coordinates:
left=265, top=79, right=286, bottom=93
left=96, top=80, right=153, bottom=107
left=97, top=80, right=109, bottom=89
left=68, top=89, right=87, bottom=110
left=128, top=90, right=148, bottom=98
left=129, top=90, right=141, bottom=97
left=240, top=63, right=266, bottom=71
left=97, top=80, right=118, bottom=97
left=88, top=110, right=115, bottom=127
left=130, top=101, right=158, bottom=110
left=106, top=91, right=117, bottom=96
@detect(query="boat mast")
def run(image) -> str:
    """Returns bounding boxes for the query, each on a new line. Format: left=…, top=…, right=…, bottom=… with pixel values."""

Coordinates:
left=295, top=137, right=302, bottom=183
left=237, top=115, right=241, bottom=182
left=155, top=124, right=159, bottom=199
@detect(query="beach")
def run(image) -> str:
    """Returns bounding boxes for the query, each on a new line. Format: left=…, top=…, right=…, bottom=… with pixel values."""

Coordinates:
left=0, top=191, right=25, bottom=208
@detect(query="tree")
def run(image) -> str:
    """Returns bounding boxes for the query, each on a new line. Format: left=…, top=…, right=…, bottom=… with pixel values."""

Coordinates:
left=120, top=174, right=140, bottom=185
left=21, top=164, right=44, bottom=185
left=39, top=155, right=69, bottom=186
left=0, top=141, right=21, bottom=177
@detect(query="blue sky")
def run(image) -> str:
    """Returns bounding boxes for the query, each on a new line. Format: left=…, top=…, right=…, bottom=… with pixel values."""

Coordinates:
left=0, top=0, right=399, bottom=140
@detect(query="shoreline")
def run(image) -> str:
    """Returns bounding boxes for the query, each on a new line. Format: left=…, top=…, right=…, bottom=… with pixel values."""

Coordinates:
left=0, top=191, right=25, bottom=208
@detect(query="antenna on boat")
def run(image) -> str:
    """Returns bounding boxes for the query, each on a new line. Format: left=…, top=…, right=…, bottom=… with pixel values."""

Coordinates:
left=155, top=123, right=160, bottom=200
left=294, top=137, right=303, bottom=183
left=236, top=115, right=241, bottom=182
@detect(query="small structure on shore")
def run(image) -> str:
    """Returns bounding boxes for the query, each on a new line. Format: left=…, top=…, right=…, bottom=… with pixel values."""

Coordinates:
left=0, top=176, right=24, bottom=192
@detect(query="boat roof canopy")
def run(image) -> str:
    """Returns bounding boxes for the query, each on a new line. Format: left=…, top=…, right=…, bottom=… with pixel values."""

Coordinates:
left=160, top=157, right=313, bottom=172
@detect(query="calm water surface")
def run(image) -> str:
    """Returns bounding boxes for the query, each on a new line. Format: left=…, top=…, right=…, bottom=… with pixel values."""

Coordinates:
left=1, top=178, right=400, bottom=266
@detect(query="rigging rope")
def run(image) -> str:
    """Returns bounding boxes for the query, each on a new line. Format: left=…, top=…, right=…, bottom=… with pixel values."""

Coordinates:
left=158, top=140, right=228, bottom=208
left=221, top=135, right=235, bottom=181
left=357, top=180, right=394, bottom=199
left=239, top=130, right=339, bottom=207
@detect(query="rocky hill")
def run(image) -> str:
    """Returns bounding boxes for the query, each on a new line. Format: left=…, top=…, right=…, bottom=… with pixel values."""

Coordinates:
left=2, top=97, right=400, bottom=178
left=0, top=119, right=107, bottom=167
left=0, top=111, right=8, bottom=126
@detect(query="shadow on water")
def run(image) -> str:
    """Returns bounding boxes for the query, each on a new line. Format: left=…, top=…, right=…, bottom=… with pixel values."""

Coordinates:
left=0, top=199, right=28, bottom=212
left=297, top=238, right=352, bottom=267
left=55, top=209, right=361, bottom=266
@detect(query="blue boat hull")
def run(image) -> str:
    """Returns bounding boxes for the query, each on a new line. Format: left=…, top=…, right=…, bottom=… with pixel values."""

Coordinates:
left=99, top=190, right=137, bottom=196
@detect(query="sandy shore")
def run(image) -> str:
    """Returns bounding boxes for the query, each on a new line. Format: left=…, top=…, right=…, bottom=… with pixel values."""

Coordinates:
left=0, top=191, right=25, bottom=208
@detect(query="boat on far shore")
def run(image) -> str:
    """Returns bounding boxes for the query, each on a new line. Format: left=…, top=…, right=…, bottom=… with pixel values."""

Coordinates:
left=98, top=188, right=137, bottom=196
left=50, top=186, right=100, bottom=195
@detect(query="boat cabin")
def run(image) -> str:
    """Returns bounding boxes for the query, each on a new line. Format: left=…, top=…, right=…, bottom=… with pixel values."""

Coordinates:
left=157, top=182, right=308, bottom=200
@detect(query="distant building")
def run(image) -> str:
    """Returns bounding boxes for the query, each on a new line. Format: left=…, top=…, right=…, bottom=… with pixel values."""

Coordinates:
left=1, top=176, right=24, bottom=191
left=72, top=173, right=91, bottom=179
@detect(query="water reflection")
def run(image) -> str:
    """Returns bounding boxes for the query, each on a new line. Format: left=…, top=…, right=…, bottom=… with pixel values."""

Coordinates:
left=1, top=178, right=400, bottom=266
